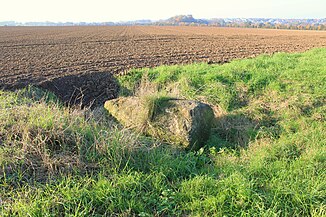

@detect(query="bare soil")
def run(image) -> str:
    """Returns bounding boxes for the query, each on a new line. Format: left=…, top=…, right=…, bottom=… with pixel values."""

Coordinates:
left=1, top=26, right=325, bottom=105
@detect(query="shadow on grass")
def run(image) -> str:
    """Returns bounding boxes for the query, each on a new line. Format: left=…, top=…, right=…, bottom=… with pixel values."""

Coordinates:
left=0, top=71, right=120, bottom=108
left=209, top=107, right=281, bottom=150
left=38, top=72, right=120, bottom=108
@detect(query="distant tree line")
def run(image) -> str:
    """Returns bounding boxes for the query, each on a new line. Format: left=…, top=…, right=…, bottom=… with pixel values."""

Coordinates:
left=206, top=22, right=326, bottom=31
left=2, top=15, right=326, bottom=30
left=154, top=22, right=326, bottom=31
left=152, top=15, right=326, bottom=31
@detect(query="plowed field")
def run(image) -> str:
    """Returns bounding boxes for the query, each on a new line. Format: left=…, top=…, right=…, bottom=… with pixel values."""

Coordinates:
left=1, top=26, right=326, bottom=105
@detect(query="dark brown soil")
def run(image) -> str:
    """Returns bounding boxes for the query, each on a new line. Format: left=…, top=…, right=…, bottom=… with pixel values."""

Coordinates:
left=1, top=26, right=325, bottom=106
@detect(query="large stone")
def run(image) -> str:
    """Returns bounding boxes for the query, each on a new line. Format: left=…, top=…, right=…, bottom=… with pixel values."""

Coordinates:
left=104, top=96, right=214, bottom=150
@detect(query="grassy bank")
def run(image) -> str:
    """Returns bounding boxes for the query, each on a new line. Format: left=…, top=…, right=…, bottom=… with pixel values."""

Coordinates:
left=1, top=48, right=325, bottom=216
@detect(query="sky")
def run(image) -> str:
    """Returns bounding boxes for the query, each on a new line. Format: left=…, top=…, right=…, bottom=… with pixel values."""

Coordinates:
left=0, top=0, right=325, bottom=22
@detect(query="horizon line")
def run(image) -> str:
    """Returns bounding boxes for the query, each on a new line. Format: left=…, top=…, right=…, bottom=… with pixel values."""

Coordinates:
left=1, top=16, right=326, bottom=24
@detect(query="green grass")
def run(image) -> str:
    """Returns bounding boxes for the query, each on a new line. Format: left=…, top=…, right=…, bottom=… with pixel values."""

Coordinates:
left=1, top=48, right=326, bottom=216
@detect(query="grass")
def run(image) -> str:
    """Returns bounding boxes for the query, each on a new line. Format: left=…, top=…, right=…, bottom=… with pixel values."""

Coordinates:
left=1, top=48, right=326, bottom=216
left=142, top=95, right=174, bottom=122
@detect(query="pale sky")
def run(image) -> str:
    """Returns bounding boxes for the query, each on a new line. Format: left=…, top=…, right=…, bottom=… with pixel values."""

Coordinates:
left=0, top=0, right=325, bottom=22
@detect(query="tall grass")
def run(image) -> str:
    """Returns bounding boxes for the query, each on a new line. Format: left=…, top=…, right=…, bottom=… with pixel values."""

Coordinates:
left=1, top=48, right=325, bottom=216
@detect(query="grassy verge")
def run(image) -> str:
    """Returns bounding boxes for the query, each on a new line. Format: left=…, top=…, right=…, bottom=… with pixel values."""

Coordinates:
left=1, top=48, right=325, bottom=216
